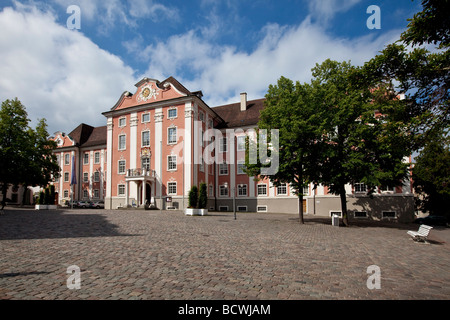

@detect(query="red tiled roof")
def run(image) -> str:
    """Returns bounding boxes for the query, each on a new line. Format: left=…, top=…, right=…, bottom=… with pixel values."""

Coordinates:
left=213, top=98, right=266, bottom=128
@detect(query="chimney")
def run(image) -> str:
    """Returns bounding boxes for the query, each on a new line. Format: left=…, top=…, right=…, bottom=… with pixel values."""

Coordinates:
left=240, top=92, right=247, bottom=111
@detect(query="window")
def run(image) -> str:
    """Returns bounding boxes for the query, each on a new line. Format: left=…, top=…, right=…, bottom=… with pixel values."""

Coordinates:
left=142, top=131, right=150, bottom=147
left=208, top=119, right=213, bottom=128
left=257, top=206, right=267, bottom=212
left=220, top=185, right=228, bottom=197
left=118, top=117, right=126, bottom=127
left=118, top=160, right=126, bottom=174
left=64, top=172, right=69, bottom=182
left=142, top=157, right=150, bottom=171
left=142, top=113, right=150, bottom=123
left=168, top=108, right=177, bottom=119
left=199, top=111, right=204, bottom=122
left=83, top=172, right=88, bottom=183
left=168, top=127, right=177, bottom=144
left=64, top=190, right=69, bottom=198
left=220, top=137, right=227, bottom=152
left=56, top=154, right=60, bottom=165
left=257, top=184, right=267, bottom=196
left=168, top=182, right=177, bottom=195
left=237, top=136, right=246, bottom=151
left=94, top=152, right=100, bottom=164
left=219, top=163, right=228, bottom=175
left=93, top=189, right=99, bottom=198
left=354, top=211, right=367, bottom=218
left=382, top=211, right=396, bottom=219
left=83, top=153, right=89, bottom=165
left=381, top=186, right=395, bottom=192
left=209, top=185, right=213, bottom=197
left=219, top=206, right=228, bottom=211
left=237, top=160, right=246, bottom=175
left=238, top=184, right=247, bottom=196
left=303, top=186, right=309, bottom=196
left=93, top=171, right=100, bottom=182
left=118, top=184, right=125, bottom=196
left=83, top=189, right=89, bottom=199
left=118, top=134, right=126, bottom=150
left=237, top=206, right=247, bottom=212
left=199, top=157, right=204, bottom=172
left=354, top=183, right=367, bottom=193
left=277, top=184, right=287, bottom=196
left=168, top=155, right=177, bottom=171
left=65, top=154, right=70, bottom=165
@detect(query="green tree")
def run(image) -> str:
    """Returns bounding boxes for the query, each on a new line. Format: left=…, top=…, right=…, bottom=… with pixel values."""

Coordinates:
left=0, top=98, right=59, bottom=205
left=413, top=132, right=450, bottom=218
left=312, top=60, right=411, bottom=226
left=245, top=76, right=324, bottom=224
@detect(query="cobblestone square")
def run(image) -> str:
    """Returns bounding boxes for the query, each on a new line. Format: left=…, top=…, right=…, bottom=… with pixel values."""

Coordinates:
left=0, top=208, right=449, bottom=300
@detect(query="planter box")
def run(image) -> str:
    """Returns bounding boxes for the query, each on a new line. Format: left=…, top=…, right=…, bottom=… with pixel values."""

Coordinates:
left=184, top=208, right=208, bottom=216
left=35, top=204, right=48, bottom=210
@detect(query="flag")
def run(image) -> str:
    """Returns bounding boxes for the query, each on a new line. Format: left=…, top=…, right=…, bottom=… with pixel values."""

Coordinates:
left=71, top=155, right=77, bottom=185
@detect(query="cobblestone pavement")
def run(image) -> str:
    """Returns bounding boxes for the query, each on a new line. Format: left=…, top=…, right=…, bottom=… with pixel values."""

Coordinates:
left=0, top=208, right=449, bottom=300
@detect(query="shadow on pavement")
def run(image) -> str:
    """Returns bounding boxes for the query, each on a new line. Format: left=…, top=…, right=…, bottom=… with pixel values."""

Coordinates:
left=0, top=209, right=136, bottom=240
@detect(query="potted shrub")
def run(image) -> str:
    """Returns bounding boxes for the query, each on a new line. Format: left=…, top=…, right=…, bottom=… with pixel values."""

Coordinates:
left=35, top=191, right=47, bottom=210
left=185, top=186, right=198, bottom=216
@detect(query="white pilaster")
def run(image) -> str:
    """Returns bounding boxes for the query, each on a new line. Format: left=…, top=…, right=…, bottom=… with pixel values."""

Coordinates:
left=106, top=117, right=113, bottom=199
left=154, top=108, right=163, bottom=197
left=184, top=102, right=193, bottom=195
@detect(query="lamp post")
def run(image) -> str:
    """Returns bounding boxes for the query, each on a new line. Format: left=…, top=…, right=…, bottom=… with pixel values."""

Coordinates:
left=224, top=182, right=236, bottom=220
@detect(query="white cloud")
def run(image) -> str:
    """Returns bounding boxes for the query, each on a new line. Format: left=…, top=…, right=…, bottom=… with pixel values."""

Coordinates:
left=306, top=0, right=362, bottom=25
left=0, top=3, right=137, bottom=134
left=139, top=18, right=402, bottom=107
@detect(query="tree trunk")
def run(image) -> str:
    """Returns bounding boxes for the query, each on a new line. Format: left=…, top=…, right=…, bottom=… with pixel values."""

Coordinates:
left=298, top=195, right=304, bottom=224
left=339, top=184, right=349, bottom=226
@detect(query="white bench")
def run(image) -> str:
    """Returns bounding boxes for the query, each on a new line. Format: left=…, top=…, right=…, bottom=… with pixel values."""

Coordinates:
left=407, top=224, right=433, bottom=242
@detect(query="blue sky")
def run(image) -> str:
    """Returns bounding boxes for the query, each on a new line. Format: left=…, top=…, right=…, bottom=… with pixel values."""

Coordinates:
left=0, top=0, right=422, bottom=134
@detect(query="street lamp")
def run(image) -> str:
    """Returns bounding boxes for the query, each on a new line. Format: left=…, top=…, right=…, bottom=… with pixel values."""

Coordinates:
left=224, top=182, right=236, bottom=220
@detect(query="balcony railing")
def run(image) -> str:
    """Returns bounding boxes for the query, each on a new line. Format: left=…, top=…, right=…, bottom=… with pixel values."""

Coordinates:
left=126, top=168, right=156, bottom=178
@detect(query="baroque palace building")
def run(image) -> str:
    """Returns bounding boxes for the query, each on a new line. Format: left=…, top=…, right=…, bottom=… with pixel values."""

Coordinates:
left=50, top=76, right=415, bottom=222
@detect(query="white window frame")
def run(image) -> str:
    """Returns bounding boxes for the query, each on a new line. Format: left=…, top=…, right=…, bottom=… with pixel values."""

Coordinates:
left=142, top=130, right=150, bottom=147
left=93, top=189, right=99, bottom=199
left=118, top=117, right=126, bottom=127
left=220, top=137, right=227, bottom=153
left=237, top=136, right=246, bottom=151
left=354, top=183, right=367, bottom=193
left=219, top=185, right=228, bottom=197
left=257, top=184, right=267, bottom=196
left=237, top=160, right=246, bottom=175
left=277, top=184, right=287, bottom=196
left=64, top=190, right=69, bottom=198
left=257, top=205, right=268, bottom=212
left=94, top=152, right=100, bottom=164
left=64, top=154, right=70, bottom=165
left=237, top=184, right=247, bottom=197
left=219, top=162, right=228, bottom=175
left=118, top=160, right=126, bottom=174
left=83, top=189, right=89, bottom=199
left=167, top=182, right=177, bottom=195
left=199, top=110, right=205, bottom=122
left=167, top=155, right=177, bottom=171
left=118, top=134, right=126, bottom=151
left=142, top=157, right=150, bottom=171
left=209, top=184, right=213, bottom=197
left=237, top=206, right=247, bottom=212
left=168, top=107, right=177, bottom=119
left=83, top=172, right=89, bottom=183
left=141, top=112, right=150, bottom=123
left=83, top=153, right=89, bottom=165
left=118, top=184, right=126, bottom=196
left=168, top=127, right=177, bottom=144
left=64, top=172, right=69, bottom=182
left=93, top=171, right=100, bottom=182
